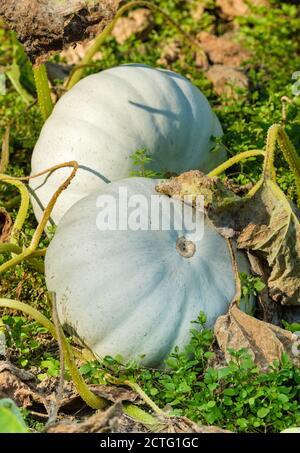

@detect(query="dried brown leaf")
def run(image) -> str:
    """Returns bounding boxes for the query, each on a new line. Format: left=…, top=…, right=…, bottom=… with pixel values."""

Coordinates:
left=156, top=170, right=239, bottom=211
left=215, top=304, right=300, bottom=369
left=237, top=180, right=300, bottom=305
left=46, top=402, right=123, bottom=433
left=0, top=208, right=12, bottom=242
left=206, top=65, right=249, bottom=99
left=197, top=31, right=251, bottom=67
left=0, top=361, right=45, bottom=408
left=246, top=251, right=277, bottom=322
left=216, top=0, right=269, bottom=19
left=111, top=8, right=153, bottom=45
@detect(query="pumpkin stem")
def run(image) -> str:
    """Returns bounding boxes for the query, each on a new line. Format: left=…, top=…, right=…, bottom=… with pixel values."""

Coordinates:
left=66, top=1, right=207, bottom=90
left=176, top=236, right=196, bottom=258
left=33, top=64, right=53, bottom=121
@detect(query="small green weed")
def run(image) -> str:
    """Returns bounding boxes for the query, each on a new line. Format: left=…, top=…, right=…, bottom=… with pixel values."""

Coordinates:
left=240, top=273, right=266, bottom=299
left=130, top=148, right=163, bottom=178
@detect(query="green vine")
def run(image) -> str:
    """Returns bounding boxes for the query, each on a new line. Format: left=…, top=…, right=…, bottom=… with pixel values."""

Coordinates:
left=0, top=176, right=29, bottom=246
left=0, top=298, right=107, bottom=410
left=277, top=125, right=300, bottom=203
left=0, top=298, right=167, bottom=421
left=208, top=150, right=265, bottom=177
left=0, top=128, right=10, bottom=174
left=66, top=0, right=206, bottom=89
left=0, top=161, right=78, bottom=274
left=106, top=374, right=165, bottom=417
left=123, top=403, right=162, bottom=430
left=33, top=64, right=53, bottom=121
left=208, top=124, right=300, bottom=207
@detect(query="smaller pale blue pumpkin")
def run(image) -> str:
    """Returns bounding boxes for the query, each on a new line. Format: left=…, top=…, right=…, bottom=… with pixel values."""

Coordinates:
left=45, top=178, right=253, bottom=368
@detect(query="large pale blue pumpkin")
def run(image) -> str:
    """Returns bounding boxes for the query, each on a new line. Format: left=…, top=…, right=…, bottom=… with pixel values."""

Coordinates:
left=45, top=178, right=252, bottom=368
left=30, top=64, right=225, bottom=224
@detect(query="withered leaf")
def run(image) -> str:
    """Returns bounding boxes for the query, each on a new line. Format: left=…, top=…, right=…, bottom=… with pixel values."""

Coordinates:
left=0, top=361, right=45, bottom=408
left=215, top=304, right=300, bottom=369
left=237, top=180, right=300, bottom=305
left=0, top=207, right=12, bottom=242
left=156, top=170, right=240, bottom=211
left=46, top=402, right=124, bottom=433
left=246, top=251, right=277, bottom=322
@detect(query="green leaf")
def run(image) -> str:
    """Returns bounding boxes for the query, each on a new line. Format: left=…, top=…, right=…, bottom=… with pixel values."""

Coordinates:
left=254, top=280, right=266, bottom=292
left=178, top=382, right=192, bottom=393
left=224, top=388, right=237, bottom=396
left=206, top=400, right=216, bottom=408
left=237, top=418, right=248, bottom=429
left=6, top=59, right=33, bottom=105
left=257, top=407, right=270, bottom=418
left=0, top=399, right=28, bottom=433
left=223, top=396, right=233, bottom=406
left=278, top=394, right=289, bottom=404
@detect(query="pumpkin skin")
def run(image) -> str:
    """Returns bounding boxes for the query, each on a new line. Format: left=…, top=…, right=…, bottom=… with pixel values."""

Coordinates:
left=30, top=64, right=225, bottom=225
left=45, top=178, right=253, bottom=368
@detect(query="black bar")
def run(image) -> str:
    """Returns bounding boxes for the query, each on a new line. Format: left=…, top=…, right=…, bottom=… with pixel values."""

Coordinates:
left=0, top=432, right=298, bottom=451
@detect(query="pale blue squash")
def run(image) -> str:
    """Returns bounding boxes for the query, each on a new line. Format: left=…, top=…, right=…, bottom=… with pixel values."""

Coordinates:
left=45, top=178, right=253, bottom=368
left=30, top=64, right=225, bottom=224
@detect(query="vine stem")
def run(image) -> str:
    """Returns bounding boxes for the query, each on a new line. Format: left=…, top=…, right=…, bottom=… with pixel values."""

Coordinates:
left=66, top=0, right=207, bottom=89
left=281, top=96, right=293, bottom=127
left=0, top=176, right=29, bottom=245
left=0, top=161, right=79, bottom=274
left=33, top=64, right=53, bottom=121
left=0, top=243, right=45, bottom=273
left=261, top=124, right=300, bottom=206
left=208, top=124, right=300, bottom=207
left=105, top=374, right=165, bottom=417
left=262, top=124, right=278, bottom=181
left=277, top=126, right=300, bottom=206
left=0, top=298, right=107, bottom=410
left=123, top=403, right=162, bottom=430
left=207, top=149, right=265, bottom=177
left=124, top=380, right=165, bottom=417
left=0, top=127, right=10, bottom=173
